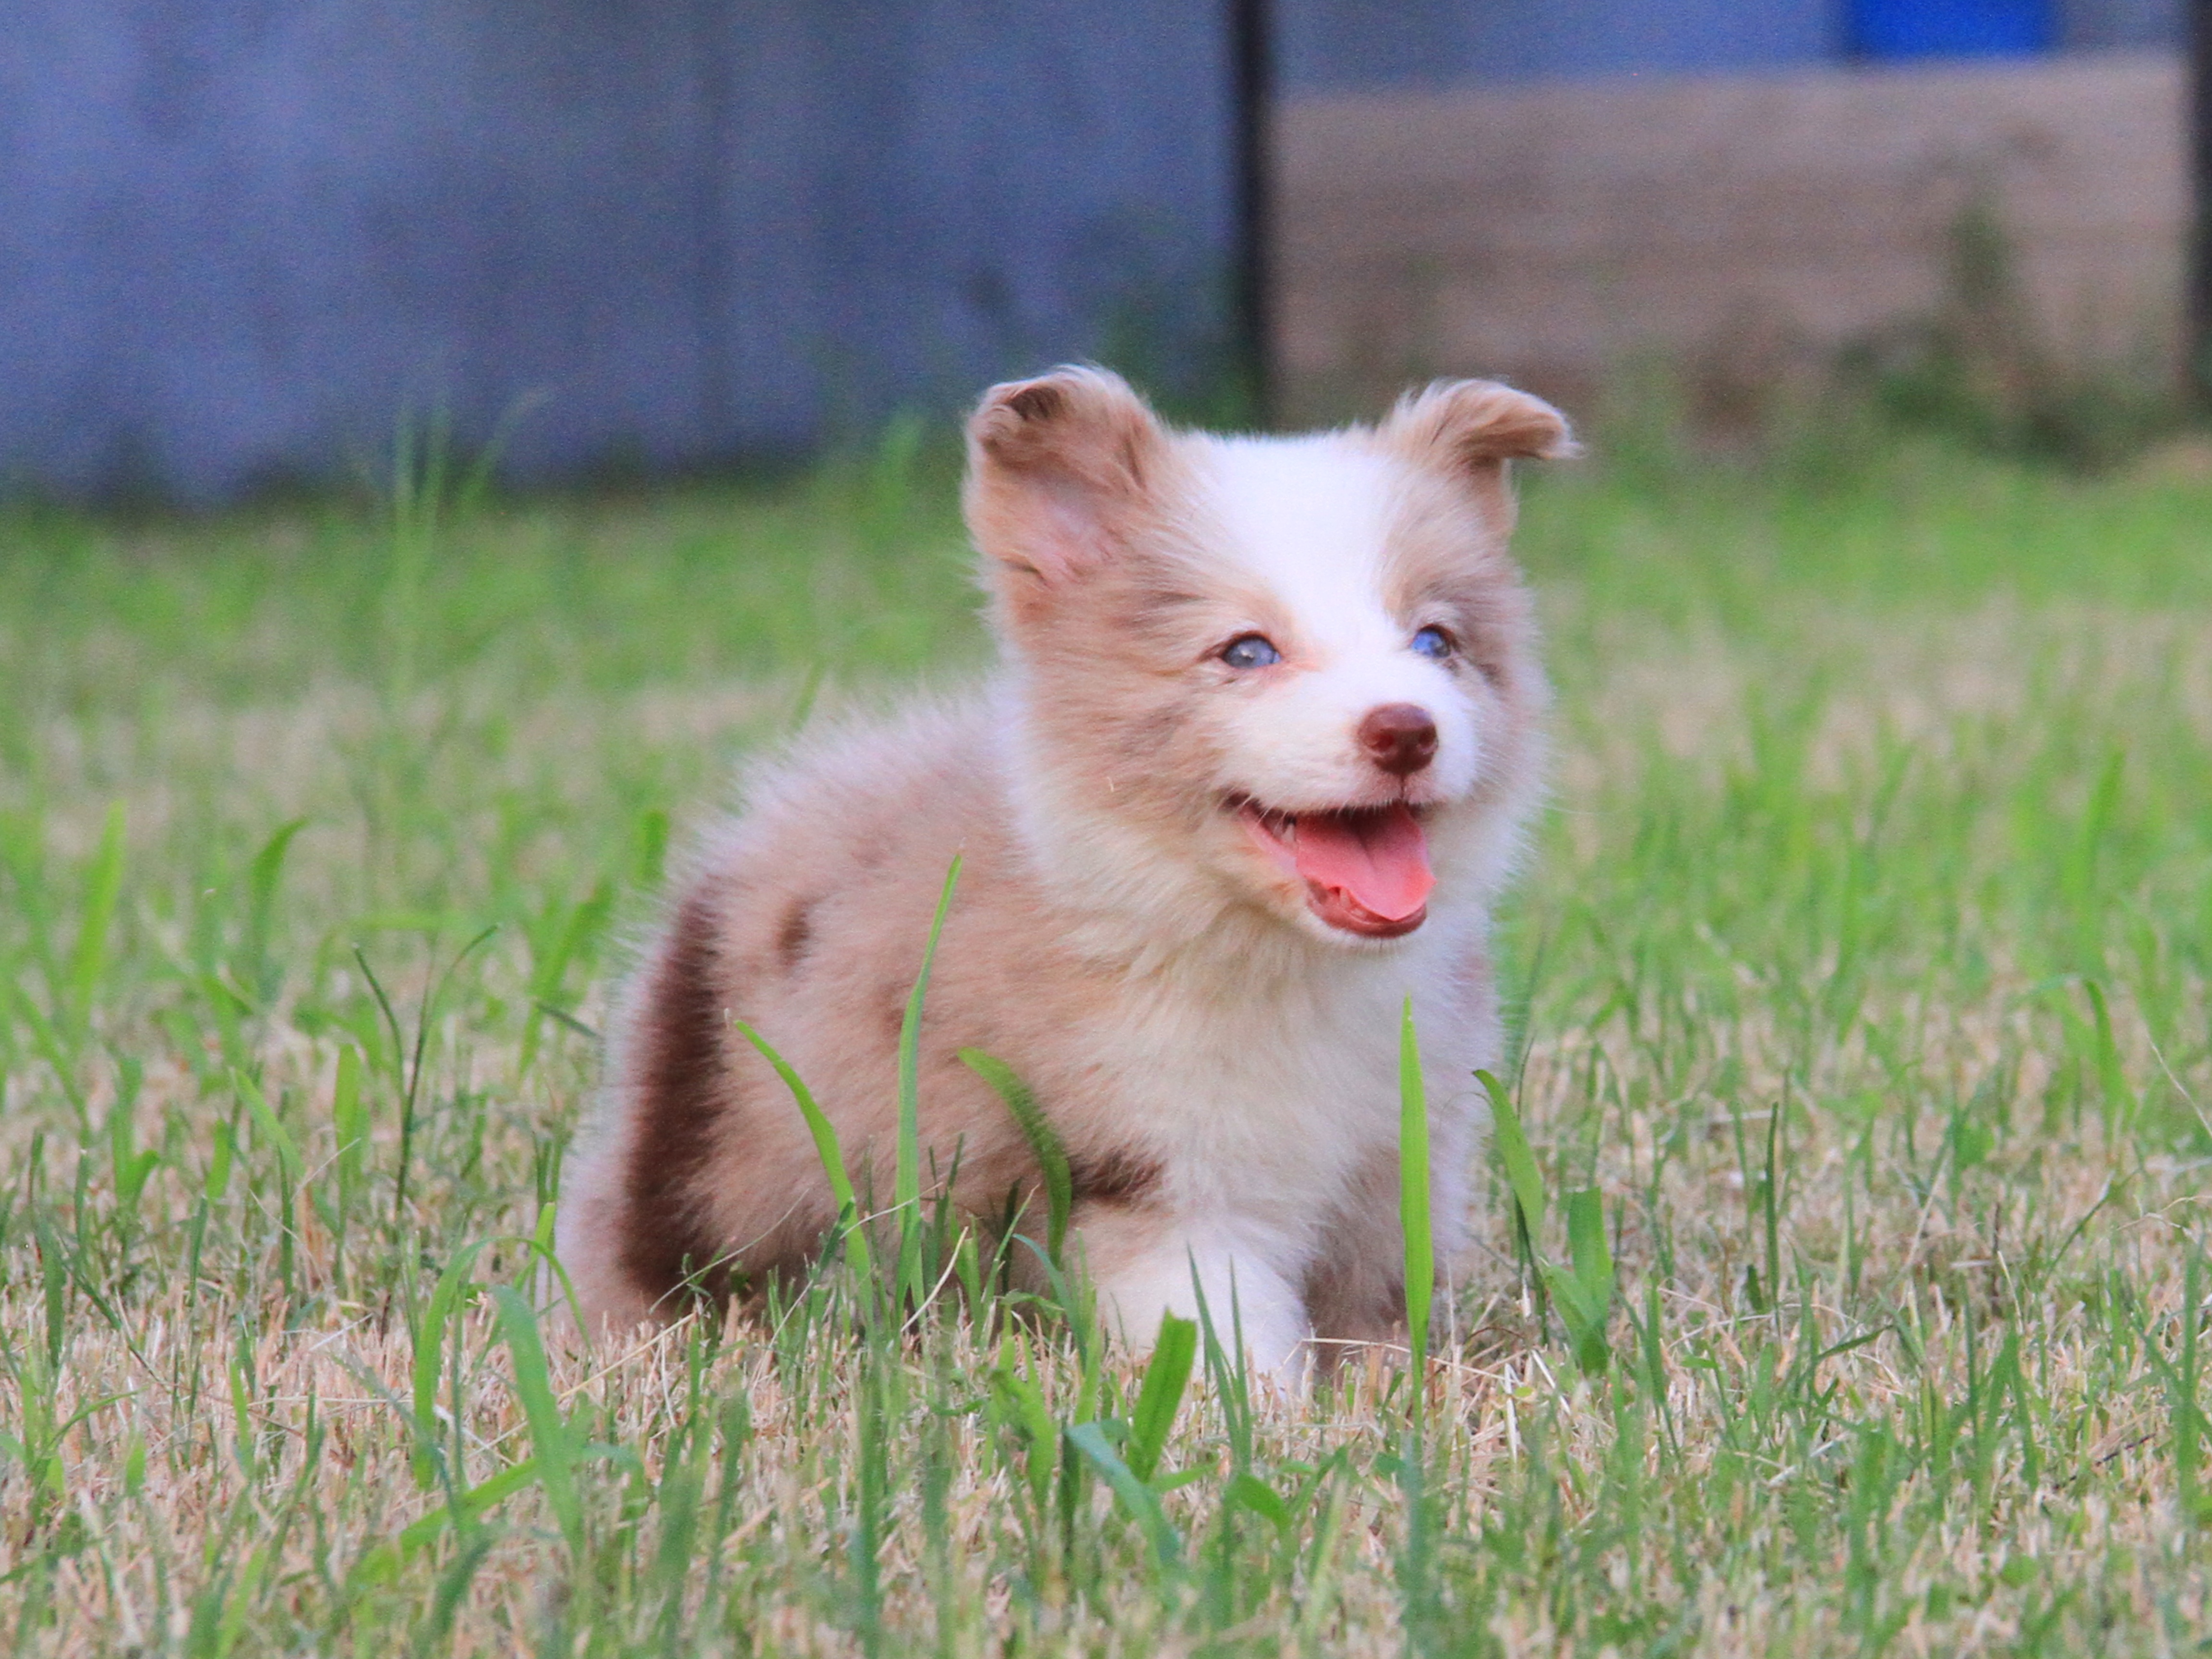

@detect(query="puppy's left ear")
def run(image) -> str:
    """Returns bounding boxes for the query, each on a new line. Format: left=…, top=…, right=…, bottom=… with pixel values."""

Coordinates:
left=963, top=367, right=1168, bottom=602
left=1379, top=380, right=1579, bottom=488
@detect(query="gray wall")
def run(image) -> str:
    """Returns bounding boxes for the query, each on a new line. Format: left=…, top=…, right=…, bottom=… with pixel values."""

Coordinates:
left=0, top=2, right=1239, bottom=502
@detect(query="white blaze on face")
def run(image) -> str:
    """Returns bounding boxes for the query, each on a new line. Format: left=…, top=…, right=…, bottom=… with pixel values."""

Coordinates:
left=1198, top=437, right=1484, bottom=809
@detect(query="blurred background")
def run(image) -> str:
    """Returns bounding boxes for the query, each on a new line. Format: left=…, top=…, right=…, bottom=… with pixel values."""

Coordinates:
left=2, top=0, right=2207, bottom=502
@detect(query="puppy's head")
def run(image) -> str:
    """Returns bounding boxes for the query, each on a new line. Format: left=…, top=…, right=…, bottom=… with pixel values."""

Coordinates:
left=965, top=367, right=1572, bottom=947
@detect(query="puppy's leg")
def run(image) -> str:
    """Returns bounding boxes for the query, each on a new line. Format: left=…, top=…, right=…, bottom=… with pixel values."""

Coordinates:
left=1069, top=1202, right=1311, bottom=1380
left=1300, top=1150, right=1407, bottom=1372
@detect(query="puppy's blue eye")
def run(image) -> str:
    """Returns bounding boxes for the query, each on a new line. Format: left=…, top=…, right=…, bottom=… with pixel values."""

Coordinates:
left=1410, top=626, right=1454, bottom=661
left=1221, top=634, right=1282, bottom=670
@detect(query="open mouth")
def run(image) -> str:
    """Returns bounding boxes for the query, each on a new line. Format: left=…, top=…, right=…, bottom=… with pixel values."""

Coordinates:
left=1232, top=797, right=1436, bottom=938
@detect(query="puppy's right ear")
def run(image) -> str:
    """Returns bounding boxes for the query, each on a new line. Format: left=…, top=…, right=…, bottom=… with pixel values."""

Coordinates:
left=963, top=367, right=1166, bottom=601
left=1379, top=379, right=1579, bottom=479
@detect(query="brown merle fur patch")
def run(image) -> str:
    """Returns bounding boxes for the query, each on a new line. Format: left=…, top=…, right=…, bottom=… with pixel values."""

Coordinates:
left=774, top=898, right=816, bottom=974
left=1067, top=1146, right=1165, bottom=1208
left=618, top=892, right=738, bottom=1308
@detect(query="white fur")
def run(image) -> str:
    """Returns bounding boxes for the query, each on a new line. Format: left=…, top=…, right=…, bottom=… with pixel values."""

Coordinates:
left=1067, top=917, right=1495, bottom=1378
left=1202, top=438, right=1487, bottom=811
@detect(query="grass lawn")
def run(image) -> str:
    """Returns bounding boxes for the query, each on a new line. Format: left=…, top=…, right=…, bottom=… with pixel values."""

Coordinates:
left=1, top=430, right=2210, bottom=1655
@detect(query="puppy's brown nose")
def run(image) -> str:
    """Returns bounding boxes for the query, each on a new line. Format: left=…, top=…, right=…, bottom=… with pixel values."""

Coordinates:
left=1358, top=703, right=1438, bottom=776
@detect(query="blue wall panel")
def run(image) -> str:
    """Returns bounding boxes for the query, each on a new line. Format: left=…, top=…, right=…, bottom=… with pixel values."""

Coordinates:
left=0, top=2, right=1238, bottom=502
left=1276, top=0, right=2182, bottom=90
left=1278, top=0, right=1841, bottom=89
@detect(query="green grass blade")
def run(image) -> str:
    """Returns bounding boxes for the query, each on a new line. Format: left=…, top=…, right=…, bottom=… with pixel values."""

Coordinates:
left=65, top=802, right=125, bottom=1041
left=1399, top=998, right=1434, bottom=1375
left=410, top=1239, right=490, bottom=1489
left=245, top=817, right=307, bottom=927
left=232, top=1069, right=301, bottom=1190
left=1558, top=1189, right=1615, bottom=1374
left=631, top=806, right=670, bottom=890
left=733, top=1019, right=874, bottom=1284
left=959, top=1047, right=1070, bottom=1265
left=331, top=1045, right=367, bottom=1213
left=1225, top=1471, right=1293, bottom=1530
left=1125, top=1312, right=1198, bottom=1484
left=202, top=1118, right=235, bottom=1202
left=490, top=1286, right=584, bottom=1558
left=1477, top=1068, right=1547, bottom=1235
left=396, top=1456, right=540, bottom=1561
left=1066, top=1421, right=1182, bottom=1569
left=1565, top=1188, right=1613, bottom=1307
left=12, top=987, right=79, bottom=1110
left=243, top=817, right=306, bottom=996
left=895, top=855, right=962, bottom=1305
left=2180, top=1247, right=2204, bottom=1522
left=989, top=1338, right=1061, bottom=1514
left=107, top=1100, right=158, bottom=1219
left=2083, top=979, right=2137, bottom=1130
left=1540, top=1267, right=1597, bottom=1334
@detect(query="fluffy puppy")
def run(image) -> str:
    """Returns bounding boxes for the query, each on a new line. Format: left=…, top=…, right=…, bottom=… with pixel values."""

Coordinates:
left=557, top=367, right=1572, bottom=1374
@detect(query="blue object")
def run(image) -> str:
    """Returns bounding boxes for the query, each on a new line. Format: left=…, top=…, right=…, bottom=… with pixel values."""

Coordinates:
left=1849, top=0, right=2056, bottom=59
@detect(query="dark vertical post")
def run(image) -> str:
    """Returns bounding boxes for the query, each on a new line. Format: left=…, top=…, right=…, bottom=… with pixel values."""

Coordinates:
left=2191, top=0, right=2212, bottom=408
left=1232, top=0, right=1274, bottom=424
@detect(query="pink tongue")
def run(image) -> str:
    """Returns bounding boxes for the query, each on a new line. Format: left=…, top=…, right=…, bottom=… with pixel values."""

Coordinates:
left=1291, top=805, right=1434, bottom=921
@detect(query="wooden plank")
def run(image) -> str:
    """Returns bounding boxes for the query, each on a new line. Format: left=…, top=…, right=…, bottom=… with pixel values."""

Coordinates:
left=1275, top=55, right=2187, bottom=421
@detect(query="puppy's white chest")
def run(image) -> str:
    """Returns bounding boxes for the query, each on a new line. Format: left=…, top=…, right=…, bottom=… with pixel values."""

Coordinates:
left=1090, top=968, right=1408, bottom=1220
